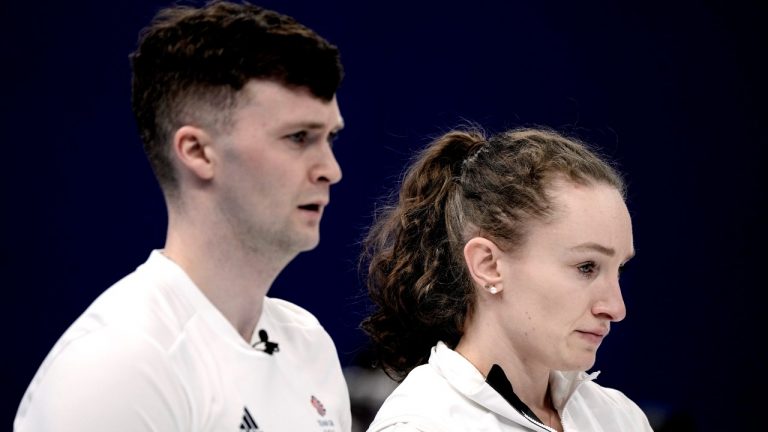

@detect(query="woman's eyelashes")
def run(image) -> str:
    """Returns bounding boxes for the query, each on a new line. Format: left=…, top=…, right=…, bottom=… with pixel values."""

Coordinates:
left=577, top=260, right=630, bottom=281
left=618, top=260, right=631, bottom=276
left=577, top=261, right=597, bottom=279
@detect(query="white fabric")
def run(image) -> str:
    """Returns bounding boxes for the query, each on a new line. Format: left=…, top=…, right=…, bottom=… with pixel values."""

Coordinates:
left=367, top=342, right=652, bottom=432
left=15, top=250, right=351, bottom=432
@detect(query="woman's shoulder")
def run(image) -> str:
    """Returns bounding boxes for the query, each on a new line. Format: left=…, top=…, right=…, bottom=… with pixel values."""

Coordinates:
left=567, top=380, right=653, bottom=431
left=379, top=363, right=458, bottom=410
left=367, top=364, right=461, bottom=432
left=575, top=379, right=643, bottom=410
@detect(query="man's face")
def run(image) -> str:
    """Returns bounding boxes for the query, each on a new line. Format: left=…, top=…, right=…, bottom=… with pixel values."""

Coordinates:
left=211, top=80, right=343, bottom=256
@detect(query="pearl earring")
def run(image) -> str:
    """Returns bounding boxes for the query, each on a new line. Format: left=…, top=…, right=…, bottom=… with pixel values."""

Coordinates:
left=485, top=284, right=499, bottom=294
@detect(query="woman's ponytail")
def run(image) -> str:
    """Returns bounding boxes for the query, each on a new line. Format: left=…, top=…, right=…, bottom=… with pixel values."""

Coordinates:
left=361, top=130, right=486, bottom=380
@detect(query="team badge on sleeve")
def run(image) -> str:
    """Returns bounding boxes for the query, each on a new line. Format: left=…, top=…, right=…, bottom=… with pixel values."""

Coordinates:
left=310, top=395, right=327, bottom=416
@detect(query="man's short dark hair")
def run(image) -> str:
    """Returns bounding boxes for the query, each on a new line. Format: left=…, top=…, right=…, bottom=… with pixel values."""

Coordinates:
left=130, top=1, right=344, bottom=194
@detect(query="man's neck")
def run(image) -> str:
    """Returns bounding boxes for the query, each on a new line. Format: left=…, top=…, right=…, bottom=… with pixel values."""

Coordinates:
left=163, top=215, right=293, bottom=343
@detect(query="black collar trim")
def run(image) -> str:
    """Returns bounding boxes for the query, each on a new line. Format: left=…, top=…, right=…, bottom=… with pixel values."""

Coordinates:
left=485, top=364, right=544, bottom=424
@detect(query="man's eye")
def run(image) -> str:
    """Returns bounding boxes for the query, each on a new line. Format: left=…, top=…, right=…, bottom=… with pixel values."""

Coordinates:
left=577, top=262, right=596, bottom=277
left=328, top=131, right=340, bottom=146
left=287, top=131, right=308, bottom=143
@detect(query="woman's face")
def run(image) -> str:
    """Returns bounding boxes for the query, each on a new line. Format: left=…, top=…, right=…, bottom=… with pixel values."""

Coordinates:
left=492, top=180, right=634, bottom=372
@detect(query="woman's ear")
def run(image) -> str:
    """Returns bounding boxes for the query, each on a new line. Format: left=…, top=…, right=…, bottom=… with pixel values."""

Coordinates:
left=172, top=125, right=216, bottom=181
left=464, top=237, right=504, bottom=294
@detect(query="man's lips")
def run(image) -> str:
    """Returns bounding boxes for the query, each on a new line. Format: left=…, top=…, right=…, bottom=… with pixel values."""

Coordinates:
left=297, top=200, right=328, bottom=212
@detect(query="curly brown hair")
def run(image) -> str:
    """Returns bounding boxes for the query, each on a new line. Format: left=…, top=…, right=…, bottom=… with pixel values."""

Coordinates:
left=130, top=1, right=343, bottom=196
left=361, top=127, right=625, bottom=380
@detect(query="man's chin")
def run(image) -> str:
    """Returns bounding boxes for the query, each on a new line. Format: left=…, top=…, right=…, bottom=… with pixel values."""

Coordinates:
left=299, top=242, right=320, bottom=253
left=296, top=233, right=321, bottom=252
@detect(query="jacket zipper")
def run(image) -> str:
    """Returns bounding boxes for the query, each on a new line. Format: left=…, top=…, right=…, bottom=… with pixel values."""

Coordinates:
left=521, top=411, right=556, bottom=432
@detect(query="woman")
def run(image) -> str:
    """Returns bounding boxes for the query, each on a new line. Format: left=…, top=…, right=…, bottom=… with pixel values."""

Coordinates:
left=362, top=128, right=653, bottom=431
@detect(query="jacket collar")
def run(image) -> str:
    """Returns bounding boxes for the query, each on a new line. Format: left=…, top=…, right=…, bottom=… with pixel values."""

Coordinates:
left=428, top=341, right=599, bottom=427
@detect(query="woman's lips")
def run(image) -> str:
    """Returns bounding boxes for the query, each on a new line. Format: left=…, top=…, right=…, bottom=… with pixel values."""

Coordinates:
left=576, top=329, right=608, bottom=345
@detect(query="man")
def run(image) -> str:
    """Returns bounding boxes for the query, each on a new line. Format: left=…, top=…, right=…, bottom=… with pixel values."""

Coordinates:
left=14, top=2, right=350, bottom=431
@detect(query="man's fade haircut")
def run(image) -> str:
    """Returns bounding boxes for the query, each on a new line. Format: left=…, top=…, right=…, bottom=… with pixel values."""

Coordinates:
left=130, top=0, right=344, bottom=195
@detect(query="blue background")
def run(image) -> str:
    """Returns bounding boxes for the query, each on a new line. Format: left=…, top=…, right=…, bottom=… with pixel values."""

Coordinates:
left=2, top=0, right=765, bottom=430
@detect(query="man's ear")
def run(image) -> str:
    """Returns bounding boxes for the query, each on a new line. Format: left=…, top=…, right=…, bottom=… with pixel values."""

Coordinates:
left=464, top=237, right=504, bottom=293
left=172, top=125, right=215, bottom=181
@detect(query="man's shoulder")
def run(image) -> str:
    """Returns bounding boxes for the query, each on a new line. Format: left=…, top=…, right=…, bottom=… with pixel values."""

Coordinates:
left=260, top=297, right=343, bottom=365
left=263, top=296, right=322, bottom=328
left=14, top=252, right=214, bottom=431
left=58, top=251, right=200, bottom=355
left=15, top=321, right=190, bottom=432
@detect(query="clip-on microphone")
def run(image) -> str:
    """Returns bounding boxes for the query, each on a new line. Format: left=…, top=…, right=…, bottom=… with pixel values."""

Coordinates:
left=252, top=329, right=279, bottom=355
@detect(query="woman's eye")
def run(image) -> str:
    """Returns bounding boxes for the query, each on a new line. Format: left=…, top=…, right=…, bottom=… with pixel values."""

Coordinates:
left=618, top=261, right=630, bottom=275
left=577, top=262, right=597, bottom=277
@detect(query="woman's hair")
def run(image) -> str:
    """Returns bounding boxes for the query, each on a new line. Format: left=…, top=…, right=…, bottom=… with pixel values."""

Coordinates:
left=361, top=127, right=625, bottom=380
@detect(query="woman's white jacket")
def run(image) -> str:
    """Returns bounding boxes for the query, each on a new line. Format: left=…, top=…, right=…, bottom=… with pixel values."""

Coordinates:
left=367, top=342, right=653, bottom=432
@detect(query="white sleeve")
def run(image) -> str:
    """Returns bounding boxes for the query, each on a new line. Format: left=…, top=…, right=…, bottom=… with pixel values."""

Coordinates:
left=366, top=415, right=457, bottom=432
left=628, top=401, right=655, bottom=432
left=372, top=424, right=432, bottom=432
left=599, top=387, right=655, bottom=431
left=15, top=327, right=189, bottom=432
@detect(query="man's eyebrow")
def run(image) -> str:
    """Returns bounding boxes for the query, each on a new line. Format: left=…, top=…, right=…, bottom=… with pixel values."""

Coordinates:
left=281, top=121, right=344, bottom=131
left=570, top=242, right=636, bottom=261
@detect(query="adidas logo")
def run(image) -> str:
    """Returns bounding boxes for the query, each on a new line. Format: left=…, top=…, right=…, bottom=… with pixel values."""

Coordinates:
left=239, top=406, right=261, bottom=431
